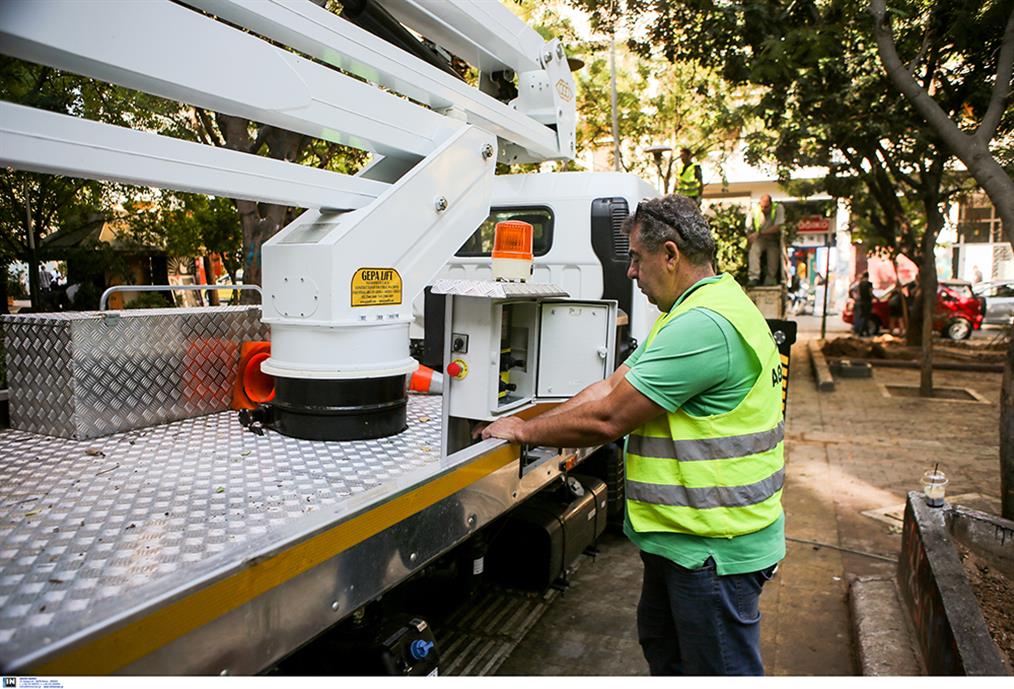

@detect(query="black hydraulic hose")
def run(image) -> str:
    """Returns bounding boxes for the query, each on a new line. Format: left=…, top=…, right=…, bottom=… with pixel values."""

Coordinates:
left=340, top=0, right=463, bottom=81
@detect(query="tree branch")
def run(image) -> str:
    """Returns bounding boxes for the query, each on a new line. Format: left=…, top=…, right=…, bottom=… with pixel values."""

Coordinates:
left=875, top=141, right=919, bottom=191
left=194, top=108, right=225, bottom=148
left=869, top=1, right=971, bottom=159
left=248, top=125, right=271, bottom=156
left=977, top=6, right=1014, bottom=142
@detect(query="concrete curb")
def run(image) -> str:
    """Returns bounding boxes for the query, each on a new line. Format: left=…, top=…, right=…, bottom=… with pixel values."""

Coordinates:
left=808, top=339, right=835, bottom=392
left=849, top=576, right=923, bottom=676
left=899, top=492, right=1009, bottom=675
left=826, top=357, right=1004, bottom=374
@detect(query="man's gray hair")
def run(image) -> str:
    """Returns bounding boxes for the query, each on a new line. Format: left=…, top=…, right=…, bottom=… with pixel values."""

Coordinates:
left=622, top=194, right=715, bottom=266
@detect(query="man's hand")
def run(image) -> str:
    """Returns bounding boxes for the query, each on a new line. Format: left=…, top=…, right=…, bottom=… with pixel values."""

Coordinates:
left=748, top=231, right=759, bottom=242
left=480, top=416, right=527, bottom=443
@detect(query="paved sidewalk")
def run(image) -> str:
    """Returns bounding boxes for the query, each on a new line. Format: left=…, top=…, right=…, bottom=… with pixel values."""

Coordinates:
left=497, top=315, right=1004, bottom=676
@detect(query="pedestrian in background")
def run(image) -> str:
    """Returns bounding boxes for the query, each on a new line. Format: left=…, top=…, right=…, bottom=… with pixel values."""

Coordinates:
left=852, top=271, right=873, bottom=337
left=887, top=283, right=905, bottom=335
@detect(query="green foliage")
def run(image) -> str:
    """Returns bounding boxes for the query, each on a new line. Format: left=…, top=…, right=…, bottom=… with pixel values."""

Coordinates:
left=591, top=0, right=1011, bottom=261
left=68, top=281, right=103, bottom=311
left=6, top=266, right=27, bottom=300
left=0, top=56, right=198, bottom=297
left=707, top=203, right=749, bottom=284
left=124, top=193, right=243, bottom=276
left=122, top=292, right=175, bottom=309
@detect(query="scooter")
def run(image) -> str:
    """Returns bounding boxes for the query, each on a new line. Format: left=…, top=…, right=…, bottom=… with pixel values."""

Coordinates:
left=788, top=285, right=815, bottom=315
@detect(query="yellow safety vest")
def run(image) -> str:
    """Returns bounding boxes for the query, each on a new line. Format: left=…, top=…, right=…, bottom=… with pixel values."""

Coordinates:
left=625, top=274, right=784, bottom=538
left=677, top=162, right=702, bottom=197
left=752, top=202, right=780, bottom=233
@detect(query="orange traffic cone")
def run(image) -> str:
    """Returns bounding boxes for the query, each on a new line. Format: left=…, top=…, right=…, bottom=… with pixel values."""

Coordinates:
left=407, top=363, right=443, bottom=394
left=232, top=341, right=275, bottom=409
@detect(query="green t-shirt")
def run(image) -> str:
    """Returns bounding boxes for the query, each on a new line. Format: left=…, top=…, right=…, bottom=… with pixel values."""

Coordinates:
left=622, top=275, right=785, bottom=575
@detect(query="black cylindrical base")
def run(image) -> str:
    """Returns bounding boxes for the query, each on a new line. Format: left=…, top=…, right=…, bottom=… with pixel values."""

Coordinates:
left=268, top=375, right=407, bottom=441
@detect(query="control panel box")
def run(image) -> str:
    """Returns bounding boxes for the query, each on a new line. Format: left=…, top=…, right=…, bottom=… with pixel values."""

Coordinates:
left=432, top=279, right=616, bottom=455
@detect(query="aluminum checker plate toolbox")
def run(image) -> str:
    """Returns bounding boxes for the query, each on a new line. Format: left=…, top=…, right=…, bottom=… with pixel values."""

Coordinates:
left=0, top=306, right=269, bottom=440
left=0, top=395, right=482, bottom=673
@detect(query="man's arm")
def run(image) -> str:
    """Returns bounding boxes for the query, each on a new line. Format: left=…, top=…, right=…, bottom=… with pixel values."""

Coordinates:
left=471, top=363, right=631, bottom=440
left=481, top=373, right=663, bottom=447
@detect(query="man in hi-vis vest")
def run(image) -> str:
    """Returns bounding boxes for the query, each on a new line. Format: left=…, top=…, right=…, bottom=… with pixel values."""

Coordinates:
left=747, top=194, right=785, bottom=286
left=676, top=147, right=704, bottom=204
left=481, top=195, right=785, bottom=675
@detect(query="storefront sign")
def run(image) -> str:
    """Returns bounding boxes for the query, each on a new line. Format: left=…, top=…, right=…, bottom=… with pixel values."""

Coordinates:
left=797, top=216, right=831, bottom=233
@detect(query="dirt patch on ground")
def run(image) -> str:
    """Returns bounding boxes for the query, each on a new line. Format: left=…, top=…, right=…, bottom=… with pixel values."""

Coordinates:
left=958, top=546, right=1014, bottom=673
left=823, top=335, right=1007, bottom=364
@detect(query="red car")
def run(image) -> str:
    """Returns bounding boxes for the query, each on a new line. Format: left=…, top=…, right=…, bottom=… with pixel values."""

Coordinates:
left=842, top=279, right=983, bottom=340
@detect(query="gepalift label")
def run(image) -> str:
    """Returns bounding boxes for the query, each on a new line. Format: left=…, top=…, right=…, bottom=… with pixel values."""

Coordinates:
left=351, top=267, right=402, bottom=307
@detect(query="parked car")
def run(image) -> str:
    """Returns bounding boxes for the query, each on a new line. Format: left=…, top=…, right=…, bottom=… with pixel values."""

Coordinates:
left=971, top=279, right=1014, bottom=325
left=842, top=279, right=983, bottom=340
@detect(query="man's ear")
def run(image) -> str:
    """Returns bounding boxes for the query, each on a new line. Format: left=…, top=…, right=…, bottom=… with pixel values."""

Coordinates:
left=663, top=240, right=680, bottom=267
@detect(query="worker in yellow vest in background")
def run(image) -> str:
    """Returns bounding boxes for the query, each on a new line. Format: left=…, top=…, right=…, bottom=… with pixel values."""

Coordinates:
left=676, top=147, right=703, bottom=204
left=480, top=195, right=784, bottom=675
left=747, top=194, right=785, bottom=286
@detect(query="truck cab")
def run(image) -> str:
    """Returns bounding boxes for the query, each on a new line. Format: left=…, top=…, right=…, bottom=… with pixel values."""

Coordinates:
left=414, top=171, right=660, bottom=367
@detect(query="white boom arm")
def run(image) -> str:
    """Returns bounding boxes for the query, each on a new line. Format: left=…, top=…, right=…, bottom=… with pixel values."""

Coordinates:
left=0, top=0, right=576, bottom=382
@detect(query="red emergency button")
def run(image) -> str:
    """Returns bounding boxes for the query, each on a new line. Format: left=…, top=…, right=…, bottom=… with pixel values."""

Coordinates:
left=446, top=359, right=468, bottom=379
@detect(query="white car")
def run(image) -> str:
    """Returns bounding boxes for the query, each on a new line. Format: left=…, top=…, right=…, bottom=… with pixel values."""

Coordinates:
left=972, top=280, right=1014, bottom=325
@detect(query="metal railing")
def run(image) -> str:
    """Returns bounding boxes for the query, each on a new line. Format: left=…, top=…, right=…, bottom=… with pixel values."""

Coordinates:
left=99, top=284, right=263, bottom=311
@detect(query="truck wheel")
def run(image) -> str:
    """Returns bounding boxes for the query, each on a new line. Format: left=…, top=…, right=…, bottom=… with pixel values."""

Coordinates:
left=944, top=318, right=972, bottom=340
left=867, top=317, right=881, bottom=336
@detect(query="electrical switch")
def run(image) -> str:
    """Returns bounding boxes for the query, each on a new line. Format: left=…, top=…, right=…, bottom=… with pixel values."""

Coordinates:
left=446, top=359, right=468, bottom=379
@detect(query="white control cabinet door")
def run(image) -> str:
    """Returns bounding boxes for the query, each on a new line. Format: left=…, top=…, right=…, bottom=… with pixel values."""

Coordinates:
left=536, top=300, right=616, bottom=399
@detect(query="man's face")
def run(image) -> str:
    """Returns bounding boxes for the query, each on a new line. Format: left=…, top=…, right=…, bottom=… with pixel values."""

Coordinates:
left=680, top=149, right=691, bottom=164
left=760, top=195, right=772, bottom=213
left=627, top=224, right=671, bottom=307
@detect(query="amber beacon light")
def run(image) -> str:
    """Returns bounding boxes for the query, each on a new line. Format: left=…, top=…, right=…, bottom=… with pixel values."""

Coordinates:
left=491, top=220, right=534, bottom=282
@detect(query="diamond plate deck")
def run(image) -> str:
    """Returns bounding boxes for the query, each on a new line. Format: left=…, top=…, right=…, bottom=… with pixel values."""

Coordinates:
left=430, top=279, right=568, bottom=298
left=0, top=395, right=444, bottom=669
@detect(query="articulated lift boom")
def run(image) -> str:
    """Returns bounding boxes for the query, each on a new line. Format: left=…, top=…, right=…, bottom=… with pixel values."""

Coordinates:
left=0, top=0, right=601, bottom=675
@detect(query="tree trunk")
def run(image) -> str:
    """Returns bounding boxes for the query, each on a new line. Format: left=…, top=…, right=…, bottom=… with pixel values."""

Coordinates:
left=918, top=244, right=936, bottom=396
left=202, top=255, right=220, bottom=306
left=917, top=199, right=945, bottom=396
left=1003, top=333, right=1014, bottom=519
left=214, top=114, right=303, bottom=306
left=0, top=259, right=8, bottom=315
left=235, top=201, right=294, bottom=304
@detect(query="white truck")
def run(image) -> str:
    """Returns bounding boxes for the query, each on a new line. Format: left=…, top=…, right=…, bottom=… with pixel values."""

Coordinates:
left=0, top=0, right=655, bottom=676
left=414, top=172, right=660, bottom=371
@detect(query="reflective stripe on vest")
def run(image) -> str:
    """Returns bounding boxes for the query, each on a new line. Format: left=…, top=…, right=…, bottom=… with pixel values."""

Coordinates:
left=628, top=467, right=785, bottom=509
left=677, top=162, right=701, bottom=197
left=624, top=274, right=784, bottom=538
left=627, top=421, right=784, bottom=461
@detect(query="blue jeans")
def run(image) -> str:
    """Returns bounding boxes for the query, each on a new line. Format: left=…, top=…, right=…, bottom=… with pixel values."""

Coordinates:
left=636, top=551, right=776, bottom=675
